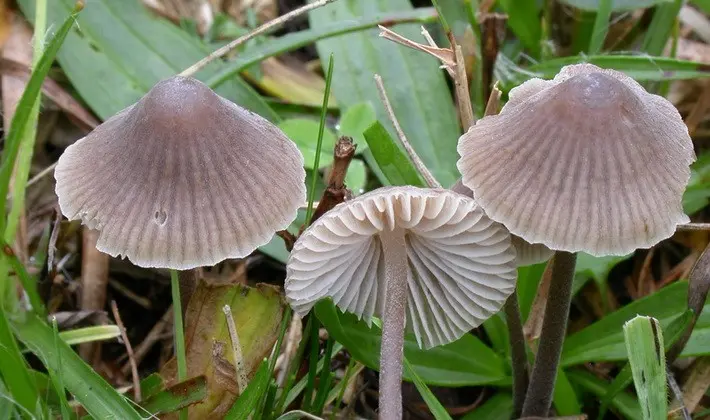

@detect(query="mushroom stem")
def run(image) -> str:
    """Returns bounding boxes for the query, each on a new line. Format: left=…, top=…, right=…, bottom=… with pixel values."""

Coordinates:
left=521, top=251, right=577, bottom=417
left=504, top=290, right=529, bottom=418
left=379, top=228, right=408, bottom=420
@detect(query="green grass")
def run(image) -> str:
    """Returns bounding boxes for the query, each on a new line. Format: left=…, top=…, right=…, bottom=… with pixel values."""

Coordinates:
left=4, top=1, right=710, bottom=419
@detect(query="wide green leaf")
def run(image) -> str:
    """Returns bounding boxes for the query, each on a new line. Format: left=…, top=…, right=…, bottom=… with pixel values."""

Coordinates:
left=314, top=300, right=510, bottom=386
left=567, top=370, right=642, bottom=420
left=206, top=7, right=438, bottom=89
left=338, top=102, right=377, bottom=152
left=18, top=0, right=277, bottom=121
left=461, top=393, right=513, bottom=420
left=309, top=0, right=461, bottom=186
left=560, top=0, right=674, bottom=11
left=624, top=316, right=667, bottom=420
left=363, top=121, right=426, bottom=187
left=500, top=56, right=710, bottom=89
left=498, top=0, right=541, bottom=57
left=278, top=119, right=338, bottom=169
left=562, top=281, right=710, bottom=365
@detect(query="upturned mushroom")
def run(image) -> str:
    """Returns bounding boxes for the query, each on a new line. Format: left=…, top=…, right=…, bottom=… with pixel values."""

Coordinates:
left=285, top=186, right=517, bottom=419
left=456, top=63, right=695, bottom=415
left=55, top=76, right=306, bottom=269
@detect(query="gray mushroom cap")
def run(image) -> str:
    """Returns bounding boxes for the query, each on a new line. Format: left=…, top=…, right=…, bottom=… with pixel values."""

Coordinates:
left=457, top=63, right=696, bottom=256
left=55, top=76, right=306, bottom=269
left=285, top=186, right=518, bottom=349
left=451, top=180, right=553, bottom=266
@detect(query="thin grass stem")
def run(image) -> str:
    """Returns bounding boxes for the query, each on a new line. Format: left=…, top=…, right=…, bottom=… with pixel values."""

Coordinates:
left=170, top=269, right=188, bottom=420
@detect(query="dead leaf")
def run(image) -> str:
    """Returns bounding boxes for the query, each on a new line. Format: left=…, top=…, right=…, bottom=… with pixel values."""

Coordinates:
left=161, top=282, right=285, bottom=418
left=243, top=57, right=337, bottom=107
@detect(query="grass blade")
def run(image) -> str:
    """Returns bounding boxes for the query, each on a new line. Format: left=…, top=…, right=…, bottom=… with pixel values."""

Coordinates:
left=403, top=357, right=452, bottom=420
left=11, top=313, right=142, bottom=419
left=206, top=8, right=436, bottom=89
left=3, top=245, right=44, bottom=317
left=58, top=325, right=121, bottom=346
left=588, top=0, right=613, bottom=54
left=169, top=269, right=187, bottom=420
left=5, top=0, right=47, bottom=245
left=624, top=316, right=667, bottom=420
left=50, top=317, right=72, bottom=420
left=142, top=376, right=207, bottom=416
left=305, top=54, right=334, bottom=225
left=225, top=361, right=270, bottom=419
left=0, top=308, right=41, bottom=417
left=0, top=1, right=82, bottom=236
left=641, top=0, right=683, bottom=56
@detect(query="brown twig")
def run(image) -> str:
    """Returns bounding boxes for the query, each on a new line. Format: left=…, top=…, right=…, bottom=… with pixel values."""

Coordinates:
left=110, top=300, right=141, bottom=402
left=277, top=230, right=297, bottom=252
left=374, top=74, right=441, bottom=188
left=79, top=228, right=109, bottom=363
left=122, top=306, right=172, bottom=375
left=309, top=136, right=356, bottom=224
left=180, top=0, right=336, bottom=77
left=479, top=13, right=507, bottom=107
left=378, top=24, right=475, bottom=130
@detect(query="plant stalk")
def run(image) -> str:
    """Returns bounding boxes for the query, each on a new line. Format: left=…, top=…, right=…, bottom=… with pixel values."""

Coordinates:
left=170, top=269, right=188, bottom=420
left=379, top=228, right=408, bottom=420
left=504, top=290, right=529, bottom=418
left=521, top=251, right=577, bottom=417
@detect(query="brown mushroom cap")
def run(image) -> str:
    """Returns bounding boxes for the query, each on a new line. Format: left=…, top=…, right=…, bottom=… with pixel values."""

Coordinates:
left=451, top=180, right=553, bottom=266
left=457, top=64, right=695, bottom=256
left=285, top=186, right=517, bottom=349
left=55, top=76, right=306, bottom=269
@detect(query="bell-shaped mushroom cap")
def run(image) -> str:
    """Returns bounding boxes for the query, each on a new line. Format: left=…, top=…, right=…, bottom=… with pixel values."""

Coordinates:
left=285, top=186, right=517, bottom=349
left=55, top=76, right=306, bottom=269
left=451, top=180, right=553, bottom=266
left=457, top=63, right=696, bottom=256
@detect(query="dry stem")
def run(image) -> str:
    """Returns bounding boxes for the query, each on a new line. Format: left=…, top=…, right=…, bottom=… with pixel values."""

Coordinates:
left=310, top=136, right=356, bottom=223
left=111, top=300, right=141, bottom=402
left=180, top=0, right=336, bottom=77
left=122, top=307, right=172, bottom=375
left=374, top=74, right=441, bottom=188
left=223, top=305, right=247, bottom=393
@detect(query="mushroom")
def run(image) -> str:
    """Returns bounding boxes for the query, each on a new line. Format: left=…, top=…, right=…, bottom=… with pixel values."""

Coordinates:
left=456, top=63, right=695, bottom=416
left=451, top=179, right=552, bottom=266
left=285, top=186, right=517, bottom=419
left=457, top=63, right=695, bottom=257
left=55, top=76, right=306, bottom=395
left=55, top=76, right=306, bottom=269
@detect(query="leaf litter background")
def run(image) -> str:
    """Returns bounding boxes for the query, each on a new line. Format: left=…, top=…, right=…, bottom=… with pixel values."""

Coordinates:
left=8, top=0, right=710, bottom=418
